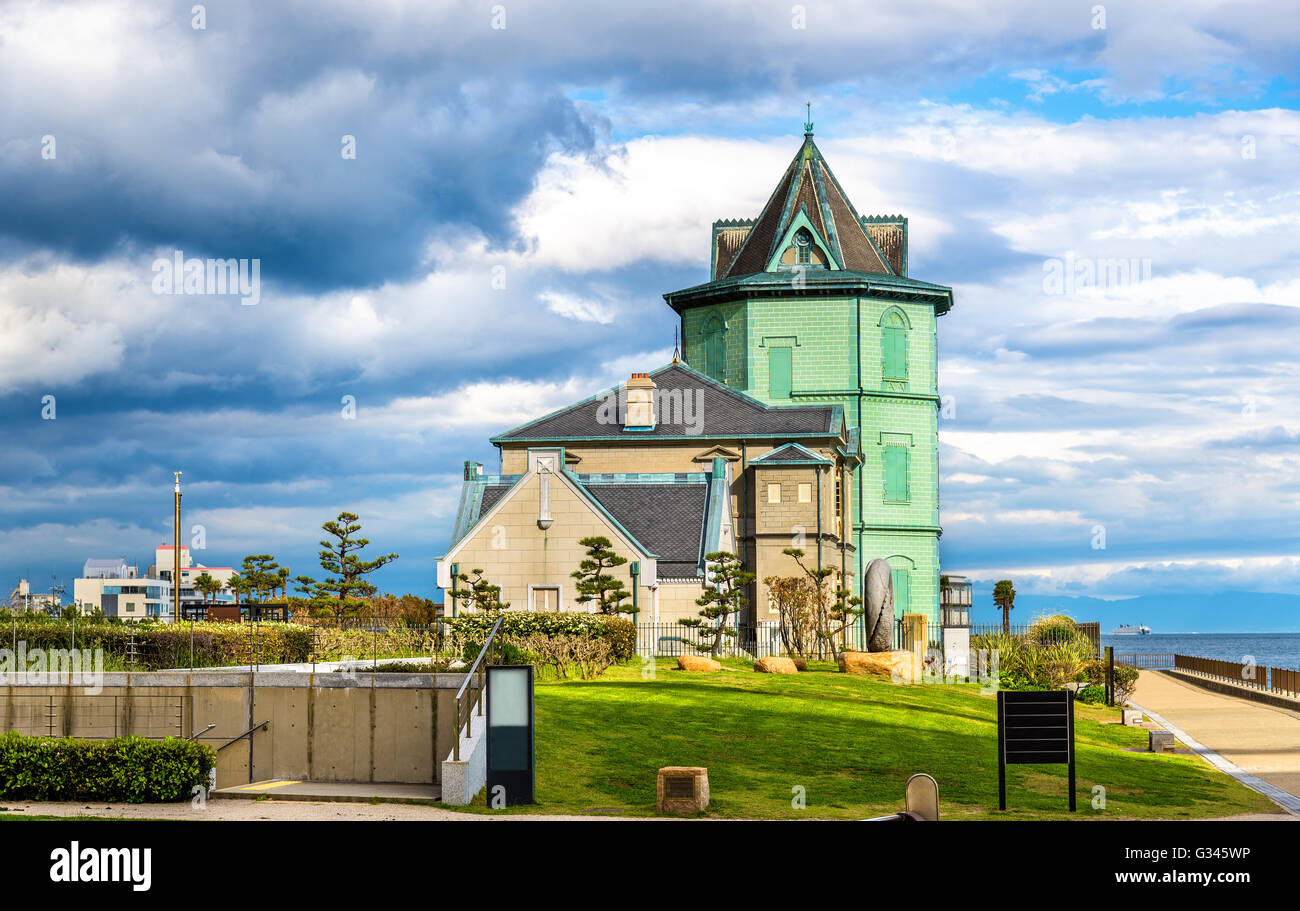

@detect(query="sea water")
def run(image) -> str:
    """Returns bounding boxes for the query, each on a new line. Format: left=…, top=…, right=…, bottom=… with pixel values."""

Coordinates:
left=1101, top=633, right=1300, bottom=669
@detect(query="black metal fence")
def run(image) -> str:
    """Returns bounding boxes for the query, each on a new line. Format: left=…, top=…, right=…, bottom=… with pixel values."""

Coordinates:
left=1113, top=652, right=1174, bottom=669
left=638, top=621, right=790, bottom=659
left=970, top=622, right=1101, bottom=657
left=634, top=618, right=943, bottom=658
left=1174, top=654, right=1300, bottom=696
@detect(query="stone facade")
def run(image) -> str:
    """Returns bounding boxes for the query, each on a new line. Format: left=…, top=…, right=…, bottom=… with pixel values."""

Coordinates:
left=438, top=371, right=858, bottom=624
left=446, top=470, right=651, bottom=613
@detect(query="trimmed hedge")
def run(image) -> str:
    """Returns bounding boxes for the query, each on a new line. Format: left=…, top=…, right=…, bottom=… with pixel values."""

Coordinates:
left=0, top=732, right=216, bottom=802
left=446, top=611, right=637, bottom=662
left=3, top=620, right=315, bottom=670
left=332, top=658, right=460, bottom=673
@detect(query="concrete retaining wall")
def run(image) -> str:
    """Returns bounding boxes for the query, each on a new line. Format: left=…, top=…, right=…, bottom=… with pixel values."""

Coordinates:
left=439, top=691, right=489, bottom=806
left=0, top=671, right=462, bottom=790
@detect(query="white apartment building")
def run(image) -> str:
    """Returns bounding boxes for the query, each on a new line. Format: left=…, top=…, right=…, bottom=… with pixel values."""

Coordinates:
left=74, top=546, right=236, bottom=621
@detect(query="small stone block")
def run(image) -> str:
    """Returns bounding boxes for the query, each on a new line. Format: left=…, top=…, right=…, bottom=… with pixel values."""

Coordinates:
left=1149, top=730, right=1176, bottom=753
left=1122, top=709, right=1144, bottom=726
left=657, top=767, right=709, bottom=815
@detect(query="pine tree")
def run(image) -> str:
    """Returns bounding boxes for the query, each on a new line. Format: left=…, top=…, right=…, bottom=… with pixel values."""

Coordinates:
left=449, top=568, right=510, bottom=613
left=239, top=554, right=281, bottom=602
left=571, top=536, right=634, bottom=616
left=682, top=551, right=754, bottom=657
left=294, top=512, right=399, bottom=620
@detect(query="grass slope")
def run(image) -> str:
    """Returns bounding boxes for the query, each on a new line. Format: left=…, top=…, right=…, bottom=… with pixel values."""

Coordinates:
left=462, top=658, right=1274, bottom=820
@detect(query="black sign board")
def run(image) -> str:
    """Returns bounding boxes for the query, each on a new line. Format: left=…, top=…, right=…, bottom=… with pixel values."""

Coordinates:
left=486, top=665, right=535, bottom=806
left=997, top=690, right=1075, bottom=811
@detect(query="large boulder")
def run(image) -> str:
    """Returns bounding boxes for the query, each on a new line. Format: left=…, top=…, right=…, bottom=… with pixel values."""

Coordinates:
left=754, top=656, right=799, bottom=674
left=839, top=649, right=916, bottom=683
left=677, top=655, right=722, bottom=672
left=864, top=559, right=895, bottom=652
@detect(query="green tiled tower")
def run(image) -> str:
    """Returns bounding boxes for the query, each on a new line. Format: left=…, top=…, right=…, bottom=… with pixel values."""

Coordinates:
left=664, top=124, right=954, bottom=624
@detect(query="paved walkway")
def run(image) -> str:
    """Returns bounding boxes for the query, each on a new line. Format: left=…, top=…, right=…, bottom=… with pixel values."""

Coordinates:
left=0, top=800, right=625, bottom=821
left=214, top=780, right=442, bottom=804
left=1132, top=670, right=1300, bottom=814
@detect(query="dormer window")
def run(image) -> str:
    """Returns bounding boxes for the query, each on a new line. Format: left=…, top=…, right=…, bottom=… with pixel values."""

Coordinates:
left=777, top=227, right=826, bottom=269
left=794, top=228, right=812, bottom=265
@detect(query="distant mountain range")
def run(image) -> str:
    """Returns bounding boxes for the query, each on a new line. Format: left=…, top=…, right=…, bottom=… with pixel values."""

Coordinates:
left=968, top=590, right=1300, bottom=634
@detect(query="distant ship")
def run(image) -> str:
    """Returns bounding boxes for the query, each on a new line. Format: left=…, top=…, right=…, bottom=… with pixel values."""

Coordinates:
left=1112, top=624, right=1152, bottom=635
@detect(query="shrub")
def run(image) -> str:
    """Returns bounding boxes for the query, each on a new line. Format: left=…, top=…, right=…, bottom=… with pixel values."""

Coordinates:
left=973, top=617, right=1097, bottom=692
left=310, top=625, right=444, bottom=663
left=510, top=634, right=615, bottom=680
left=1079, top=660, right=1140, bottom=704
left=0, top=732, right=215, bottom=802
left=0, top=620, right=315, bottom=669
left=1113, top=664, right=1140, bottom=703
left=763, top=575, right=818, bottom=658
left=446, top=612, right=636, bottom=663
left=1075, top=684, right=1107, bottom=705
left=332, top=658, right=460, bottom=673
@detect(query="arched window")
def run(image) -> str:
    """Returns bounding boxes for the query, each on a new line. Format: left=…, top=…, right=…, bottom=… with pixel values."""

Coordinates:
left=881, top=309, right=908, bottom=381
left=704, top=315, right=726, bottom=383
left=884, top=555, right=916, bottom=616
left=891, top=568, right=910, bottom=615
left=794, top=228, right=812, bottom=265
left=777, top=227, right=827, bottom=269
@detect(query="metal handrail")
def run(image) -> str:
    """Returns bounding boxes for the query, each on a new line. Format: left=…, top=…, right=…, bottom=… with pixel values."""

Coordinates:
left=187, top=723, right=216, bottom=742
left=215, top=720, right=270, bottom=753
left=452, top=616, right=504, bottom=761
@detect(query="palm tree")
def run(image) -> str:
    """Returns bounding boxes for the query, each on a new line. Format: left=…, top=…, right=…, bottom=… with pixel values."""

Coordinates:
left=276, top=567, right=290, bottom=601
left=226, top=574, right=246, bottom=606
left=193, top=572, right=218, bottom=604
left=993, top=579, right=1017, bottom=634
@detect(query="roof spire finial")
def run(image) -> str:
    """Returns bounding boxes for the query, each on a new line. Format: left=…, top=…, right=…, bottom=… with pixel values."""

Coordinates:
left=803, top=102, right=814, bottom=137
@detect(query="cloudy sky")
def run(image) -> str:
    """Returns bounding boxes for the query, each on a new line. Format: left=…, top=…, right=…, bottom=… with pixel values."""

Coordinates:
left=1, top=0, right=1298, bottom=604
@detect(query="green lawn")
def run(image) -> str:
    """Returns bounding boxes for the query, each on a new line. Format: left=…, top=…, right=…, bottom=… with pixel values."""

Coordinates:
left=457, top=658, right=1275, bottom=820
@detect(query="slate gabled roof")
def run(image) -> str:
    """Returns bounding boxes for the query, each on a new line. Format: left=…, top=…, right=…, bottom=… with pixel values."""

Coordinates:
left=584, top=481, right=708, bottom=579
left=749, top=442, right=832, bottom=465
left=449, top=470, right=716, bottom=581
left=719, top=134, right=893, bottom=279
left=493, top=362, right=838, bottom=442
left=478, top=480, right=515, bottom=514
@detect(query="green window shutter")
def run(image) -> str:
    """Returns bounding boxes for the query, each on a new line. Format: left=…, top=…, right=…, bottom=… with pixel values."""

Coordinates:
left=882, top=326, right=906, bottom=379
left=768, top=346, right=792, bottom=399
left=704, top=317, right=725, bottom=383
left=883, top=446, right=908, bottom=501
left=892, top=569, right=910, bottom=615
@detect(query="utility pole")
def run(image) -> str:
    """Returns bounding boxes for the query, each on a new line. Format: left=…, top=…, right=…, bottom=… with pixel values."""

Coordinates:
left=51, top=571, right=65, bottom=617
left=173, top=471, right=183, bottom=623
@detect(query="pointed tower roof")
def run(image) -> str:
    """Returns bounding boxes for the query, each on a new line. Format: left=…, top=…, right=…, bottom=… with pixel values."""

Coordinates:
left=717, top=131, right=893, bottom=279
